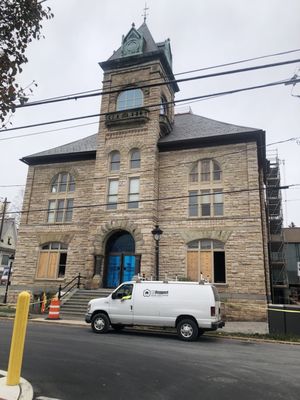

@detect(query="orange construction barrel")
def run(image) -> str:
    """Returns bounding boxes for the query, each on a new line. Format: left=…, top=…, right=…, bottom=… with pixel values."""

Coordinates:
left=47, top=298, right=61, bottom=320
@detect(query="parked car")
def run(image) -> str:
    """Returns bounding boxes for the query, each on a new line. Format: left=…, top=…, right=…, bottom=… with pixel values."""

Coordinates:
left=85, top=280, right=225, bottom=341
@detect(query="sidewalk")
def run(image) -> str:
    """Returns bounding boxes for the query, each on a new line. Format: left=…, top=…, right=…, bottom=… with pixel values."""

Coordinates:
left=222, top=321, right=269, bottom=335
left=0, top=371, right=33, bottom=400
left=29, top=316, right=269, bottom=334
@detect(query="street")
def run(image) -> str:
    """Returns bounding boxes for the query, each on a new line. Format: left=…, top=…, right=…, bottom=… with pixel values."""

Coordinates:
left=0, top=320, right=299, bottom=400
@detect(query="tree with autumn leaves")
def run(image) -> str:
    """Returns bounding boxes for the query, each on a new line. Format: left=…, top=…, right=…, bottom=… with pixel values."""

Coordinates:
left=0, top=0, right=54, bottom=128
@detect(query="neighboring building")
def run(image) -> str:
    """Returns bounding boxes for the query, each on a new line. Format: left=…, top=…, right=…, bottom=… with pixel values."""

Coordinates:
left=0, top=218, right=17, bottom=275
left=11, top=22, right=270, bottom=320
left=283, top=227, right=300, bottom=303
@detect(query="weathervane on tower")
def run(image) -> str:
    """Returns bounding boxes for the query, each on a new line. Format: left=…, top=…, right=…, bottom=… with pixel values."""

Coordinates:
left=142, top=3, right=149, bottom=23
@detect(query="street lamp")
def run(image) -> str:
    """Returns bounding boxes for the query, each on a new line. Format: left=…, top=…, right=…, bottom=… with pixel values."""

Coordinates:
left=151, top=225, right=163, bottom=281
left=3, top=254, right=14, bottom=304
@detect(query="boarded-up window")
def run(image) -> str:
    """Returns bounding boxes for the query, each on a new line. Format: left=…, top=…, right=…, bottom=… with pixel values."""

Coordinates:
left=36, top=243, right=68, bottom=279
left=187, top=239, right=225, bottom=283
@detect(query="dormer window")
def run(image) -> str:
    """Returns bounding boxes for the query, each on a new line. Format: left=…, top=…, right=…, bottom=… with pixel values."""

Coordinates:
left=116, top=89, right=143, bottom=111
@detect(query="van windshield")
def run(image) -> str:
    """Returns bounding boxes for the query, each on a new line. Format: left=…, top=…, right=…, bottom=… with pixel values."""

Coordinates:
left=212, top=286, right=220, bottom=301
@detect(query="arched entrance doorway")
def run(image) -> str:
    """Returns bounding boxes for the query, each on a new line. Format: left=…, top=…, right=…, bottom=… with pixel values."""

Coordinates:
left=104, top=230, right=140, bottom=288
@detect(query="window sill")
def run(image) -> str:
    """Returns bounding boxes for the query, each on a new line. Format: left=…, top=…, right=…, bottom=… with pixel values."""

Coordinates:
left=187, top=216, right=224, bottom=219
left=213, top=283, right=228, bottom=288
left=34, top=278, right=65, bottom=282
left=46, top=222, right=73, bottom=225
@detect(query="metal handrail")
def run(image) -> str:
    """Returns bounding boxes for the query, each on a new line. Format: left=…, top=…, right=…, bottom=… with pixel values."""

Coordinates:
left=58, top=273, right=82, bottom=300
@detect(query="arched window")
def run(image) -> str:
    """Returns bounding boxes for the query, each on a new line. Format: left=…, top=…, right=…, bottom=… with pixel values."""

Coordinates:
left=189, top=160, right=222, bottom=183
left=51, top=172, right=75, bottom=193
left=187, top=239, right=225, bottom=283
left=48, top=172, right=74, bottom=223
left=188, top=159, right=223, bottom=217
left=116, top=88, right=143, bottom=111
left=160, top=96, right=168, bottom=115
left=36, top=242, right=68, bottom=279
left=110, top=151, right=120, bottom=171
left=130, top=148, right=141, bottom=169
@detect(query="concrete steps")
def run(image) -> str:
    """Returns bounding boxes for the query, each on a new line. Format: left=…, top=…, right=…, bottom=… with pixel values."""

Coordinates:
left=60, top=288, right=113, bottom=320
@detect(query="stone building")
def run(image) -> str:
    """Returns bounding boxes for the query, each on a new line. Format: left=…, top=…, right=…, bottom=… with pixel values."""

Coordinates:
left=12, top=22, right=270, bottom=320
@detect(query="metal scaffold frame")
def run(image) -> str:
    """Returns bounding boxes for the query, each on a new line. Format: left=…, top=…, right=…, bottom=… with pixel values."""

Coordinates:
left=266, top=150, right=289, bottom=303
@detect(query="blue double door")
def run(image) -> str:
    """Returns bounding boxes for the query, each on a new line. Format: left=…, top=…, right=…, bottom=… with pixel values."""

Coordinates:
left=106, top=254, right=137, bottom=288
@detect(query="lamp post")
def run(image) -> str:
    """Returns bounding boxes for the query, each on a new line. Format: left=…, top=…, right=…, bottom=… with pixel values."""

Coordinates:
left=3, top=254, right=14, bottom=304
left=151, top=225, right=163, bottom=281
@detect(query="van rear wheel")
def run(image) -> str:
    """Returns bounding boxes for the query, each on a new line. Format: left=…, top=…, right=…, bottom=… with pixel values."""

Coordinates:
left=91, top=313, right=110, bottom=334
left=177, top=318, right=199, bottom=341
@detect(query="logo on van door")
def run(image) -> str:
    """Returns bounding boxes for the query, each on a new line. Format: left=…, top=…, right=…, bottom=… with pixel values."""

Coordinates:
left=143, top=289, right=169, bottom=297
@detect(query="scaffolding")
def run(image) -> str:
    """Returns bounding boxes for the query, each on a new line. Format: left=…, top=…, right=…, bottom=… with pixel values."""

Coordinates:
left=266, top=150, right=289, bottom=303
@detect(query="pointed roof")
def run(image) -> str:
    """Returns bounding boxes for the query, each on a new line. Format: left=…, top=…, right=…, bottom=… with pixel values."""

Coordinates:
left=99, top=22, right=178, bottom=92
left=108, top=22, right=162, bottom=61
left=21, top=113, right=265, bottom=165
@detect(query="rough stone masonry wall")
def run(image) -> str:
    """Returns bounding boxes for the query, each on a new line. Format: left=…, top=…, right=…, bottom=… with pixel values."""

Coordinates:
left=11, top=159, right=96, bottom=296
left=157, top=142, right=268, bottom=321
left=87, top=60, right=175, bottom=282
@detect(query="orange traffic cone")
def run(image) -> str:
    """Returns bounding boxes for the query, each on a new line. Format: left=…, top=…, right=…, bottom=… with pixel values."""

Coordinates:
left=47, top=297, right=61, bottom=320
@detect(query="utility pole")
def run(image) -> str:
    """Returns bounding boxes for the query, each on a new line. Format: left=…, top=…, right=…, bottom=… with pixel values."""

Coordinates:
left=0, top=197, right=8, bottom=243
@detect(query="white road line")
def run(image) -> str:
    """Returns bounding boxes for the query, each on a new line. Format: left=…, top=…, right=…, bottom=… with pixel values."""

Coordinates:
left=36, top=397, right=63, bottom=400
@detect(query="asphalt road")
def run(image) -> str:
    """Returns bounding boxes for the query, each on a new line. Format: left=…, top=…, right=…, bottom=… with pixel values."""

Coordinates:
left=0, top=320, right=299, bottom=400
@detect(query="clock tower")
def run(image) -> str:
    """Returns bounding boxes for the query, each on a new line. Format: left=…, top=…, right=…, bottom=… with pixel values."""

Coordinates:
left=89, top=22, right=179, bottom=286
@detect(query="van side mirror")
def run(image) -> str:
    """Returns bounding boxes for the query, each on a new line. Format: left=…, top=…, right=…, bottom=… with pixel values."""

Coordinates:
left=111, top=293, right=117, bottom=300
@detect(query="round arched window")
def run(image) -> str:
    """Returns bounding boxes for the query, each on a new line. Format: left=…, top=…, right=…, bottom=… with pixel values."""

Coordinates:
left=116, top=89, right=143, bottom=111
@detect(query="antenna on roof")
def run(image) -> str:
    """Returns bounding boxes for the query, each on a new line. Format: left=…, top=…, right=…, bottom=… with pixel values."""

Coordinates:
left=142, top=2, right=149, bottom=23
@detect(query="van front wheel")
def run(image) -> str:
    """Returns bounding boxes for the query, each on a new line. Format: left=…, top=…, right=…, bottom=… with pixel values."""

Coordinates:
left=177, top=319, right=199, bottom=341
left=91, top=313, right=110, bottom=334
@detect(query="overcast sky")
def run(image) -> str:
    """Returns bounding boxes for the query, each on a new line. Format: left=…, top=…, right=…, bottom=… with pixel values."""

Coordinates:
left=1, top=0, right=300, bottom=225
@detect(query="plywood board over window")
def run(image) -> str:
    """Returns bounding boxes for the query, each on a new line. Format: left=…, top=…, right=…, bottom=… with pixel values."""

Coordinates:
left=187, top=251, right=199, bottom=281
left=200, top=251, right=212, bottom=281
left=36, top=253, right=49, bottom=278
left=48, top=253, right=59, bottom=279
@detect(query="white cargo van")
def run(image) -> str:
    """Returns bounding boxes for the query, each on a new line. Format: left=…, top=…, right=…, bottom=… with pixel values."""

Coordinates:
left=85, top=280, right=224, bottom=341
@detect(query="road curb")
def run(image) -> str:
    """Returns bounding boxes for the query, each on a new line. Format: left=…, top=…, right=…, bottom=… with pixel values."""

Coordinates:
left=0, top=370, right=33, bottom=400
left=27, top=318, right=300, bottom=345
left=207, top=333, right=300, bottom=345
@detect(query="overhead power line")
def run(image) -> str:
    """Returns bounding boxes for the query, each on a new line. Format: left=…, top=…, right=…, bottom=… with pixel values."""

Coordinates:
left=20, top=48, right=300, bottom=104
left=2, top=76, right=300, bottom=133
left=13, top=57, right=300, bottom=109
left=0, top=136, right=299, bottom=189
left=7, top=184, right=297, bottom=216
left=175, top=49, right=300, bottom=76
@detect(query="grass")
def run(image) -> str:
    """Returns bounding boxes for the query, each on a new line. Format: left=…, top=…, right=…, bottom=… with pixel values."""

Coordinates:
left=208, top=330, right=300, bottom=343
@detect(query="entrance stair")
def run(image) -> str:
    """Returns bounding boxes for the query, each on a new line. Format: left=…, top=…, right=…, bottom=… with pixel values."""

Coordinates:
left=60, top=288, right=113, bottom=320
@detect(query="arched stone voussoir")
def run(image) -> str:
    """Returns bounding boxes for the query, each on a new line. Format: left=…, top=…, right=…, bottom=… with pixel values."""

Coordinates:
left=181, top=229, right=232, bottom=244
left=93, top=220, right=144, bottom=253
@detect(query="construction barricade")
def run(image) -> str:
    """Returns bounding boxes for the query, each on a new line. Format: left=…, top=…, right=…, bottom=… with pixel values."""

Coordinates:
left=47, top=297, right=61, bottom=320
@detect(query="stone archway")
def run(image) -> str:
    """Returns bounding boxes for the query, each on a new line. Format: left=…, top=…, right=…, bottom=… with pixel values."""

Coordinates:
left=91, top=220, right=144, bottom=288
left=94, top=220, right=144, bottom=255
